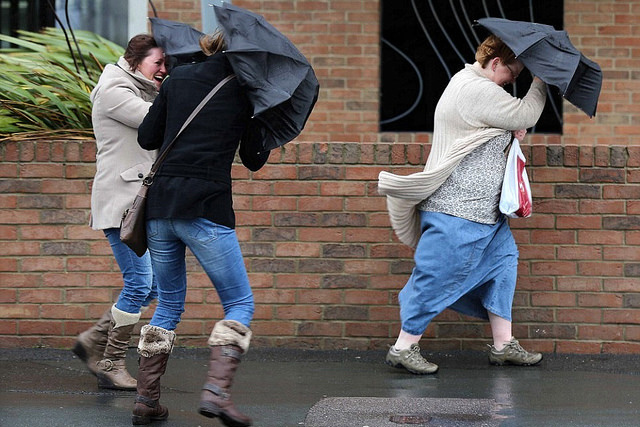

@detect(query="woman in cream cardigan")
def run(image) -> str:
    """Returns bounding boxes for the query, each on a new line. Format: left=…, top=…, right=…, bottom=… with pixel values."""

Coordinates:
left=72, top=35, right=167, bottom=390
left=379, top=35, right=547, bottom=374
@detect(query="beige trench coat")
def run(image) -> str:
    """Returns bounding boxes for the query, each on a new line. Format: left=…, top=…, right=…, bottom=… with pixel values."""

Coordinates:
left=89, top=57, right=159, bottom=230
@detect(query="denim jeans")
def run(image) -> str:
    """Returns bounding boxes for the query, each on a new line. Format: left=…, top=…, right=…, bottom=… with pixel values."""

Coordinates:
left=103, top=228, right=158, bottom=314
left=146, top=218, right=254, bottom=331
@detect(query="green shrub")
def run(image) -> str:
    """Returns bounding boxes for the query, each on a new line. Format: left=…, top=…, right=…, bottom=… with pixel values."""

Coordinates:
left=0, top=28, right=122, bottom=141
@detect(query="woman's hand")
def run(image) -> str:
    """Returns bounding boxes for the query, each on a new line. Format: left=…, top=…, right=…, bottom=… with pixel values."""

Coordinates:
left=513, top=129, right=527, bottom=141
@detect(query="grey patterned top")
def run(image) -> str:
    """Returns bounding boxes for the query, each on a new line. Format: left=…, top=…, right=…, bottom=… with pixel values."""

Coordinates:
left=418, top=132, right=512, bottom=224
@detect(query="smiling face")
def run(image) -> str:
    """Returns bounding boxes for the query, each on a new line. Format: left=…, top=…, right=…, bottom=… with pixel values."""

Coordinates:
left=137, top=47, right=167, bottom=90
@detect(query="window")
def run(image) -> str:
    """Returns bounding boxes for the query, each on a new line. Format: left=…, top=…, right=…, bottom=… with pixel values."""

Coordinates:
left=0, top=0, right=54, bottom=47
left=380, top=0, right=564, bottom=133
left=55, top=0, right=146, bottom=48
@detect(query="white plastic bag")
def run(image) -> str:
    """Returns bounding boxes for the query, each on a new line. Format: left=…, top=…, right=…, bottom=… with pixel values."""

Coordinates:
left=499, top=138, right=532, bottom=218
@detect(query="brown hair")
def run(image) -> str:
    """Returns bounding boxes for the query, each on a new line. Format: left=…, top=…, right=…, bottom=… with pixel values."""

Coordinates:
left=123, top=34, right=159, bottom=71
left=475, top=34, right=516, bottom=67
left=199, top=31, right=227, bottom=56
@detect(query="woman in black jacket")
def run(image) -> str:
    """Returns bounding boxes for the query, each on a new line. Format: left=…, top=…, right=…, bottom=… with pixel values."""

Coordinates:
left=132, top=33, right=267, bottom=427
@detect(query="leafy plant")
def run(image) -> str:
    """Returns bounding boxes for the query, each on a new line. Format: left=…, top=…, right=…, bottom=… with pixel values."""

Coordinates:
left=0, top=28, right=123, bottom=141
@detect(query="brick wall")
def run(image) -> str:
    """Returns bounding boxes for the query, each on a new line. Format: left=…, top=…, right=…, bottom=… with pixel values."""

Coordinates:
left=1, top=0, right=639, bottom=353
left=148, top=0, right=640, bottom=146
left=1, top=141, right=640, bottom=353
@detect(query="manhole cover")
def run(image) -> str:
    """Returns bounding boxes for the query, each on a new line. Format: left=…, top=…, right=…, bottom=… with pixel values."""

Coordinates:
left=390, top=414, right=432, bottom=424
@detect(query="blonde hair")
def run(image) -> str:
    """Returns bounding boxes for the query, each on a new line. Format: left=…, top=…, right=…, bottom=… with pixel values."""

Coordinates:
left=475, top=35, right=516, bottom=67
left=199, top=31, right=227, bottom=56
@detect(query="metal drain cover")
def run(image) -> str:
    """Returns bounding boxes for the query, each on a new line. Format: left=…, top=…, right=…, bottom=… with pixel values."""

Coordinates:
left=305, top=397, right=503, bottom=426
left=389, top=414, right=432, bottom=424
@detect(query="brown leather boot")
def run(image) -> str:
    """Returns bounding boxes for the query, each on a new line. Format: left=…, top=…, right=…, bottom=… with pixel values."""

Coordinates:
left=72, top=308, right=112, bottom=376
left=132, top=325, right=175, bottom=425
left=198, top=320, right=252, bottom=427
left=96, top=305, right=140, bottom=390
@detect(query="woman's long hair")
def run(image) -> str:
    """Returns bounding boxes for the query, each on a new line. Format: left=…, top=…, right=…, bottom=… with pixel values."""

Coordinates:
left=199, top=31, right=227, bottom=56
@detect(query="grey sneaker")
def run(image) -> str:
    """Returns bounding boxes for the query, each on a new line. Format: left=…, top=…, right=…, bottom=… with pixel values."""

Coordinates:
left=488, top=338, right=543, bottom=366
left=385, top=344, right=439, bottom=374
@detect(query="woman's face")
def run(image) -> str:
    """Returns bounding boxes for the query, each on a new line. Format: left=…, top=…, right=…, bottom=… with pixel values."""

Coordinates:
left=487, top=58, right=523, bottom=87
left=137, top=47, right=167, bottom=90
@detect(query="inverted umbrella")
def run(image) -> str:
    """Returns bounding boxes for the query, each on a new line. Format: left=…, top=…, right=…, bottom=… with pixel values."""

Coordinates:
left=213, top=3, right=319, bottom=150
left=477, top=17, right=602, bottom=117
left=150, top=17, right=206, bottom=69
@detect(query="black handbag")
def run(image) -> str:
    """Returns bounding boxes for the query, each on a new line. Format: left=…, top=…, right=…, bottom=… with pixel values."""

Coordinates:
left=120, top=74, right=236, bottom=256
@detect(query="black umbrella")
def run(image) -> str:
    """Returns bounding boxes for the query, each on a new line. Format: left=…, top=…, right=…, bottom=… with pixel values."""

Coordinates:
left=150, top=17, right=206, bottom=69
left=213, top=3, right=319, bottom=150
left=477, top=17, right=602, bottom=118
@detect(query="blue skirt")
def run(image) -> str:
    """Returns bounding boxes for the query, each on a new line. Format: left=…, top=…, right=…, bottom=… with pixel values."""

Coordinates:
left=399, top=211, right=518, bottom=336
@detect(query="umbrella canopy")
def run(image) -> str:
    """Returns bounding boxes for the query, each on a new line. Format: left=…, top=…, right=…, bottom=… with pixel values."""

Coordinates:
left=150, top=17, right=206, bottom=68
left=477, top=17, right=602, bottom=117
left=213, top=3, right=319, bottom=150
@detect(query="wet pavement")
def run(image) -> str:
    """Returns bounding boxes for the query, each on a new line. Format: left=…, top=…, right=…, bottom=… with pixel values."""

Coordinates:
left=1, top=347, right=640, bottom=426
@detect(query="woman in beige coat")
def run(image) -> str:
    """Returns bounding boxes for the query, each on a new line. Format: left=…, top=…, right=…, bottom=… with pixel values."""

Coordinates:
left=72, top=34, right=167, bottom=390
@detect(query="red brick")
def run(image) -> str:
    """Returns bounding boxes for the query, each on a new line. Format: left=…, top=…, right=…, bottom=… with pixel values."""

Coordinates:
left=274, top=274, right=321, bottom=288
left=21, top=258, right=65, bottom=272
left=251, top=321, right=296, bottom=336
left=557, top=246, right=602, bottom=260
left=0, top=320, right=17, bottom=334
left=557, top=308, right=602, bottom=323
left=0, top=274, right=40, bottom=288
left=275, top=305, right=322, bottom=320
left=578, top=261, right=624, bottom=276
left=18, top=289, right=63, bottom=303
left=556, top=277, right=602, bottom=292
left=298, top=322, right=342, bottom=337
left=531, top=261, right=577, bottom=276
left=65, top=288, right=112, bottom=303
left=19, top=164, right=64, bottom=178
left=252, top=289, right=297, bottom=304
left=602, top=342, right=640, bottom=354
left=579, top=325, right=623, bottom=340
left=531, top=293, right=576, bottom=307
left=604, top=278, right=640, bottom=292
left=275, top=242, right=321, bottom=257
left=0, top=304, right=40, bottom=318
left=0, top=258, right=18, bottom=272
left=297, top=289, right=342, bottom=304
left=0, top=289, right=16, bottom=302
left=19, top=320, right=64, bottom=335
left=578, top=293, right=623, bottom=307
left=578, top=230, right=624, bottom=245
left=602, top=310, right=640, bottom=324
left=345, top=322, right=389, bottom=337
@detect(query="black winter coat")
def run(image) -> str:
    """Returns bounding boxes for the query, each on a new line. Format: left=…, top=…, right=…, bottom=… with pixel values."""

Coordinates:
left=138, top=54, right=268, bottom=229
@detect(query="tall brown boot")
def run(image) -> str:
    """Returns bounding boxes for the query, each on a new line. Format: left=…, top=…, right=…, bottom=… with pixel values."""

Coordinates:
left=95, top=305, right=140, bottom=390
left=72, top=308, right=112, bottom=376
left=132, top=325, right=175, bottom=425
left=198, top=320, right=253, bottom=427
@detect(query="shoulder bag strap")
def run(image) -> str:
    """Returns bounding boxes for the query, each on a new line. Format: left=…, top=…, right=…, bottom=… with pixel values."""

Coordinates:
left=145, top=74, right=236, bottom=183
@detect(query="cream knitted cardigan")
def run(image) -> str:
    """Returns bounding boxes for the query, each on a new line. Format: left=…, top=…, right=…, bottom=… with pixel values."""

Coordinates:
left=378, top=63, right=547, bottom=248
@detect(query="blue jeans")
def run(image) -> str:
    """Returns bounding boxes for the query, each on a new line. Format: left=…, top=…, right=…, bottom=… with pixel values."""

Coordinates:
left=103, top=228, right=158, bottom=314
left=146, top=218, right=254, bottom=331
